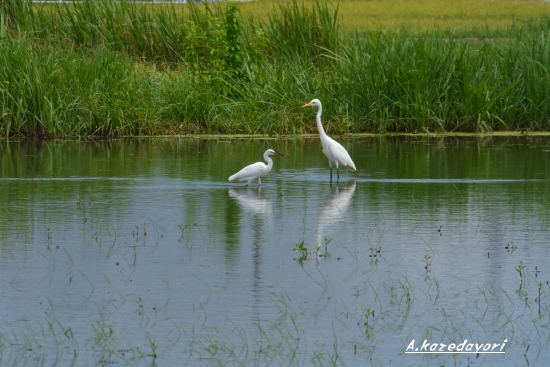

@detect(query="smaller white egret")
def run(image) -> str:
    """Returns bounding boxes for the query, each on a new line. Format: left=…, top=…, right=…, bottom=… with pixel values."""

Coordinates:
left=228, top=149, right=284, bottom=186
left=302, top=98, right=356, bottom=182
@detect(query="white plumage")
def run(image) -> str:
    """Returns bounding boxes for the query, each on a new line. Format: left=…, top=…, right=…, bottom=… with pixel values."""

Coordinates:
left=302, top=99, right=356, bottom=182
left=228, top=149, right=284, bottom=186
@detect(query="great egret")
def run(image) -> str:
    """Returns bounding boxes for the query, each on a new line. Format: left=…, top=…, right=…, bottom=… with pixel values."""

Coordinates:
left=228, top=149, right=284, bottom=186
left=302, top=99, right=356, bottom=182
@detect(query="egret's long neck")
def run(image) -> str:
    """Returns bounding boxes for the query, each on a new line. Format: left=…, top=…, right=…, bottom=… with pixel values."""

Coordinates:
left=264, top=152, right=274, bottom=170
left=316, top=106, right=327, bottom=138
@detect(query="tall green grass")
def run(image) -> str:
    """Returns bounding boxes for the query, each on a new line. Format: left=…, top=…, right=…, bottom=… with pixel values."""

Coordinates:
left=2, top=0, right=550, bottom=137
left=335, top=27, right=549, bottom=132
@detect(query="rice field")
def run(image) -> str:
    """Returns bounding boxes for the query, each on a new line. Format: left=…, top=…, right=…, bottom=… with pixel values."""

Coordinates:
left=242, top=0, right=550, bottom=34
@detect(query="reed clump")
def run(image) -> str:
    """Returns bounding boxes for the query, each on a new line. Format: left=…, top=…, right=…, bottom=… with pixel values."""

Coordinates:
left=2, top=0, right=550, bottom=137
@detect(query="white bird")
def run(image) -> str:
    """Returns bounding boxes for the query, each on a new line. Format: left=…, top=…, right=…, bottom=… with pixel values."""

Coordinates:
left=228, top=149, right=284, bottom=186
left=302, top=99, right=356, bottom=182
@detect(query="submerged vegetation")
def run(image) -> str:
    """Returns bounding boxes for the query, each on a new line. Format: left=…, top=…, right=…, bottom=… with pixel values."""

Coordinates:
left=2, top=0, right=550, bottom=137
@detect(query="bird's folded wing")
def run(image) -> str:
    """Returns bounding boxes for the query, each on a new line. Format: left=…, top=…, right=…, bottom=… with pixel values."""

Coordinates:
left=229, top=162, right=265, bottom=181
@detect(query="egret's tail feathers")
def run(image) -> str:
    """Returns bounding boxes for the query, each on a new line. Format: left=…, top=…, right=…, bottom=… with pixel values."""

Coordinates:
left=228, top=174, right=237, bottom=182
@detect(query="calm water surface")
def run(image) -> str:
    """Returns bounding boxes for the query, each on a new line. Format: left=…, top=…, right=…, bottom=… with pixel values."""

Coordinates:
left=0, top=136, right=549, bottom=366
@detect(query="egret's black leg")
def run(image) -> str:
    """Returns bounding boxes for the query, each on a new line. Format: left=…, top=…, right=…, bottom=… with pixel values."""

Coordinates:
left=337, top=168, right=340, bottom=183
left=329, top=167, right=333, bottom=184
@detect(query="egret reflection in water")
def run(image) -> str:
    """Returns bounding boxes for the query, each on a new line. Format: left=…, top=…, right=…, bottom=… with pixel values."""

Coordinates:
left=227, top=186, right=275, bottom=321
left=228, top=187, right=273, bottom=218
left=316, top=181, right=356, bottom=254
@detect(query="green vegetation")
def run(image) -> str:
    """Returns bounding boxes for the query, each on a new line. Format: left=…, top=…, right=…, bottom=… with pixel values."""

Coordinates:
left=332, top=0, right=550, bottom=35
left=2, top=0, right=550, bottom=137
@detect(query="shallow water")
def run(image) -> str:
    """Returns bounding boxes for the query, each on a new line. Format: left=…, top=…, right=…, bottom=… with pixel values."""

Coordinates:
left=0, top=136, right=549, bottom=366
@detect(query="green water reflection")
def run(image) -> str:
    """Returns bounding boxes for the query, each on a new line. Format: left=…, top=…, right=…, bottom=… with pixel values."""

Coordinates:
left=0, top=136, right=549, bottom=366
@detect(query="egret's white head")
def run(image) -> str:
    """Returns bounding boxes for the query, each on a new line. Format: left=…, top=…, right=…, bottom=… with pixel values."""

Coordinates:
left=301, top=99, right=322, bottom=108
left=266, top=149, right=284, bottom=157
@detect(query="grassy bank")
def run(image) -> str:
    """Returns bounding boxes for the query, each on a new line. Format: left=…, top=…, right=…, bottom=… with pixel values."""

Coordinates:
left=2, top=0, right=550, bottom=137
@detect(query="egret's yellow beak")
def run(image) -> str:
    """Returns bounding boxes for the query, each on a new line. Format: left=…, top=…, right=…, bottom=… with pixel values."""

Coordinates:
left=301, top=101, right=314, bottom=108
